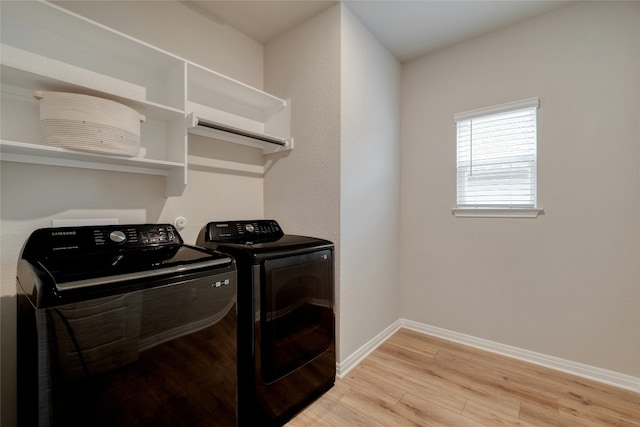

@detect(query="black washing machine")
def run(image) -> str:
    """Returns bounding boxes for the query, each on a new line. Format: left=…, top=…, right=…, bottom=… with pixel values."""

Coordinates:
left=16, top=224, right=237, bottom=427
left=197, top=220, right=335, bottom=427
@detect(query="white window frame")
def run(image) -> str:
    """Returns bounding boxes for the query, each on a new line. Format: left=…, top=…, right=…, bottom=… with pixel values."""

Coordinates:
left=452, top=97, right=544, bottom=218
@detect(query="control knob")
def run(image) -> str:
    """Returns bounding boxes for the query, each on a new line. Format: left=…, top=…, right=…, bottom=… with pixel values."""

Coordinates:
left=109, top=230, right=127, bottom=244
left=245, top=223, right=255, bottom=233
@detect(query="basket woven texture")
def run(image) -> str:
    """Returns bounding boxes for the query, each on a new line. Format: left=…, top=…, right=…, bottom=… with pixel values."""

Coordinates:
left=34, top=91, right=145, bottom=157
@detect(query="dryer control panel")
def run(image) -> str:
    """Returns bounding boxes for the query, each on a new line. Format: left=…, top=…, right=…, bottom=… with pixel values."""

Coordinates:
left=203, top=220, right=283, bottom=243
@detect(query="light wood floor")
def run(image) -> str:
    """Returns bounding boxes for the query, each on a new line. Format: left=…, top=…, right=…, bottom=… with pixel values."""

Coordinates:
left=286, top=328, right=640, bottom=426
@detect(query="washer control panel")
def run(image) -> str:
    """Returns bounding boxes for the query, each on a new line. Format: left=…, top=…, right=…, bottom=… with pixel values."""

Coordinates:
left=92, top=225, right=180, bottom=248
left=28, top=224, right=183, bottom=257
left=204, top=220, right=283, bottom=243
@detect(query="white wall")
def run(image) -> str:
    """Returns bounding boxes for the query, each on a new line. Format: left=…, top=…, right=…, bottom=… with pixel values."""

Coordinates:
left=263, top=6, right=341, bottom=244
left=263, top=3, right=342, bottom=349
left=263, top=4, right=402, bottom=365
left=401, top=1, right=640, bottom=377
left=339, top=5, right=402, bottom=360
left=53, top=1, right=264, bottom=89
left=0, top=2, right=266, bottom=425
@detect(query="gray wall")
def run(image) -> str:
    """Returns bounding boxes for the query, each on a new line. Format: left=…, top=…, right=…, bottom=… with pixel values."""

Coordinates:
left=339, top=5, right=402, bottom=361
left=400, top=1, right=640, bottom=376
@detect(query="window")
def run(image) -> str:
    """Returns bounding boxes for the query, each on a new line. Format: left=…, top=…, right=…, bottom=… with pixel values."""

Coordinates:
left=454, top=98, right=542, bottom=218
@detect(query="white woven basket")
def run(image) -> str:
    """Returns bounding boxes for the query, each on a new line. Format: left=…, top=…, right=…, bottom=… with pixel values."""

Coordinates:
left=34, top=91, right=145, bottom=157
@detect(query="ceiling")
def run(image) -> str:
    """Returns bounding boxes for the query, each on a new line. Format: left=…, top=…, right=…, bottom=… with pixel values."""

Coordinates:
left=181, top=1, right=337, bottom=43
left=183, top=0, right=570, bottom=63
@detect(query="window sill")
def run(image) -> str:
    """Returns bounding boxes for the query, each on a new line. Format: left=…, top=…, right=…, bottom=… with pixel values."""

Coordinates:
left=452, top=208, right=544, bottom=218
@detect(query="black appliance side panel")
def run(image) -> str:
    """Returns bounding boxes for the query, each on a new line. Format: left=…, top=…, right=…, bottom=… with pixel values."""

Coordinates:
left=16, top=284, right=38, bottom=427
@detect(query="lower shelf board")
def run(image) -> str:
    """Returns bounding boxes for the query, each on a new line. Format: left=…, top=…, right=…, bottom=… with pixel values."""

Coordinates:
left=1, top=140, right=184, bottom=174
left=1, top=140, right=187, bottom=197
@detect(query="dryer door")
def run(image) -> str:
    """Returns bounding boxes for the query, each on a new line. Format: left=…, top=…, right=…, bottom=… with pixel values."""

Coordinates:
left=261, top=249, right=334, bottom=384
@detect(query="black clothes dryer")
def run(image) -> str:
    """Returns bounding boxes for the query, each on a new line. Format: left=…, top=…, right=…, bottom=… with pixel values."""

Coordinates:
left=197, top=220, right=335, bottom=427
left=17, top=224, right=237, bottom=427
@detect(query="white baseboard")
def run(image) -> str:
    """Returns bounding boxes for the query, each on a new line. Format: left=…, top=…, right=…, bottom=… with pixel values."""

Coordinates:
left=337, top=318, right=640, bottom=393
left=336, top=319, right=402, bottom=378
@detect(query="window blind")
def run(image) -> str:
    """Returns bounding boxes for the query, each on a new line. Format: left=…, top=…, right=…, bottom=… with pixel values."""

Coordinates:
left=455, top=98, right=539, bottom=209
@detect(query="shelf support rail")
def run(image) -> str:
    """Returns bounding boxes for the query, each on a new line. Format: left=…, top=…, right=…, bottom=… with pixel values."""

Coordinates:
left=193, top=116, right=287, bottom=146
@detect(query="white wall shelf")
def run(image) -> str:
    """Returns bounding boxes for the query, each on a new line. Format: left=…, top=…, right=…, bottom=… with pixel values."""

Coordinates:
left=0, top=0, right=292, bottom=196
left=0, top=140, right=184, bottom=173
left=185, top=63, right=292, bottom=154
left=187, top=63, right=285, bottom=122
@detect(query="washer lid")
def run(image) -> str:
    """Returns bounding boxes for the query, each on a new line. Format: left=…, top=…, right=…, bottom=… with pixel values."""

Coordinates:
left=19, top=224, right=233, bottom=294
left=38, top=245, right=231, bottom=291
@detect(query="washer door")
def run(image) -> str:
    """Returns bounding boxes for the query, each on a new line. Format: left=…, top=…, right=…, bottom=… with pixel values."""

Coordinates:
left=261, top=249, right=334, bottom=384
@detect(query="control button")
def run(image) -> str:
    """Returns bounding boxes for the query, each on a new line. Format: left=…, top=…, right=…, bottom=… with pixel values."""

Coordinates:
left=109, top=230, right=127, bottom=244
left=245, top=224, right=255, bottom=233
